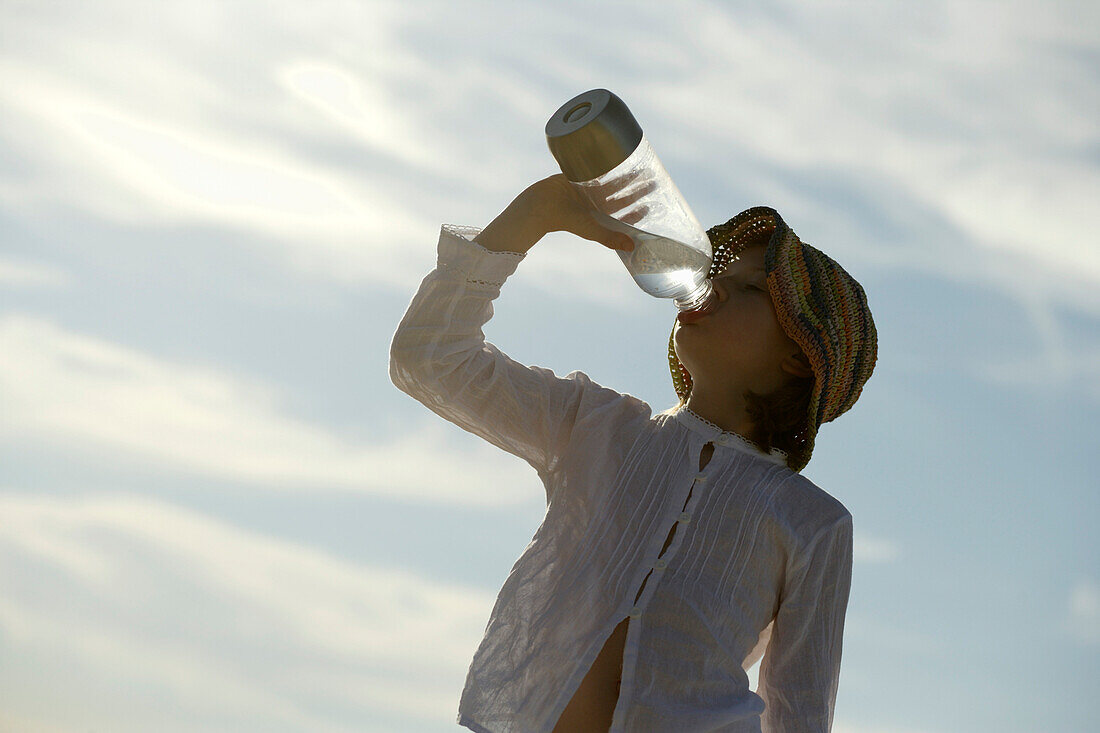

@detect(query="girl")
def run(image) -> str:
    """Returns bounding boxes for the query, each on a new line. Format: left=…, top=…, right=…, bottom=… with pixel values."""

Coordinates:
left=389, top=173, right=878, bottom=733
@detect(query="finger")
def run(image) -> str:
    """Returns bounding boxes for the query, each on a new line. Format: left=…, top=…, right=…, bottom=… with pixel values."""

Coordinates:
left=604, top=180, right=657, bottom=214
left=620, top=206, right=648, bottom=226
left=583, top=210, right=636, bottom=251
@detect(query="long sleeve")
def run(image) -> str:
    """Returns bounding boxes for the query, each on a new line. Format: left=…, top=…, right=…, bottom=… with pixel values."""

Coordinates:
left=758, top=514, right=854, bottom=732
left=389, top=224, right=644, bottom=492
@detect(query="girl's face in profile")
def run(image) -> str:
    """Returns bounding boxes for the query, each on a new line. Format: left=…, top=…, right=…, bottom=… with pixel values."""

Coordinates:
left=673, top=246, right=809, bottom=397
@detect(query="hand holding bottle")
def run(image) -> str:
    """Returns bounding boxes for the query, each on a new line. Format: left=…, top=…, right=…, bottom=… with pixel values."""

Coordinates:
left=474, top=173, right=638, bottom=255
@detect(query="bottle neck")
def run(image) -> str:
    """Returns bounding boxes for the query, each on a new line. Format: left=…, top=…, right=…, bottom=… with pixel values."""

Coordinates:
left=674, top=279, right=715, bottom=313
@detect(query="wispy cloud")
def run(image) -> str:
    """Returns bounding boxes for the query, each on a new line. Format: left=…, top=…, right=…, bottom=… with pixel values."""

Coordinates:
left=2, top=0, right=1097, bottom=313
left=0, top=313, right=538, bottom=507
left=833, top=723, right=943, bottom=733
left=636, top=0, right=1100, bottom=313
left=845, top=614, right=951, bottom=660
left=0, top=713, right=74, bottom=733
left=0, top=491, right=493, bottom=732
left=1065, top=577, right=1100, bottom=646
left=275, top=57, right=449, bottom=174
left=964, top=280, right=1100, bottom=402
left=0, top=256, right=71, bottom=289
left=0, top=0, right=548, bottom=292
left=854, top=532, right=900, bottom=564
left=0, top=56, right=428, bottom=288
left=971, top=344, right=1100, bottom=404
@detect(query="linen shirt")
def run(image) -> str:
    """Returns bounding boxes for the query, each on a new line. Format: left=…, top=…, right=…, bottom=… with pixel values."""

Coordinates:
left=389, top=224, right=854, bottom=733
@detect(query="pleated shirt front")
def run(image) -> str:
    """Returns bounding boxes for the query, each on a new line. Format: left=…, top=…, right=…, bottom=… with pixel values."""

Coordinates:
left=389, top=224, right=854, bottom=733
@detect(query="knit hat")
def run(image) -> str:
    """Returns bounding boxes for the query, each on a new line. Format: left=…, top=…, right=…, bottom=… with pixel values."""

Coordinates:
left=668, top=206, right=878, bottom=472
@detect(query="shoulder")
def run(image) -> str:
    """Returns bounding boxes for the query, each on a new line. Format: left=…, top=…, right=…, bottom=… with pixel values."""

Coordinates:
left=770, top=470, right=853, bottom=543
left=542, top=370, right=654, bottom=473
left=783, top=472, right=851, bottom=520
left=561, top=369, right=651, bottom=412
left=547, top=368, right=653, bottom=439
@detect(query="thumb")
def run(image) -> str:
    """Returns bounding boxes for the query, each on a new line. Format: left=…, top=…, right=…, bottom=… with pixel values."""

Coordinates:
left=603, top=230, right=635, bottom=251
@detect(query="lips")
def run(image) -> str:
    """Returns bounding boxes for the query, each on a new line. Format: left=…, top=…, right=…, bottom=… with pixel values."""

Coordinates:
left=677, top=310, right=704, bottom=324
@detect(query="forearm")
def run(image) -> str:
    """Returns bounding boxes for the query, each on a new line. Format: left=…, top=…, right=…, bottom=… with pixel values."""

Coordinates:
left=473, top=188, right=547, bottom=254
left=389, top=221, right=586, bottom=476
left=390, top=225, right=524, bottom=394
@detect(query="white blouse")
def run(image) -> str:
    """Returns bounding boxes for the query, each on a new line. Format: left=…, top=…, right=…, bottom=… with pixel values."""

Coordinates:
left=389, top=224, right=854, bottom=733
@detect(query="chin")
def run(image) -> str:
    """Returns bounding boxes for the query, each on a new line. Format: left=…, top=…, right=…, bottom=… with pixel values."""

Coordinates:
left=673, top=325, right=705, bottom=355
left=671, top=335, right=693, bottom=369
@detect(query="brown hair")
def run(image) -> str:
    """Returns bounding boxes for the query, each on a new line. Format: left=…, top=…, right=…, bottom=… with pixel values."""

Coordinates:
left=675, top=375, right=814, bottom=471
left=742, top=375, right=815, bottom=470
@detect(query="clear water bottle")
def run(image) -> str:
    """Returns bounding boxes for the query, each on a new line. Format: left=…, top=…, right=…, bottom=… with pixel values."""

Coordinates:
left=545, top=89, right=718, bottom=316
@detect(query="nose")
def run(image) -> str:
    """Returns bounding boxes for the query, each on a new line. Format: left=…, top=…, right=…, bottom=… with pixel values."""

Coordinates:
left=705, top=278, right=731, bottom=310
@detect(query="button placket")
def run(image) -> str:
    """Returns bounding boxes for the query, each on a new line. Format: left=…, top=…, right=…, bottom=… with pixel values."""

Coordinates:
left=674, top=471, right=705, bottom=527
left=628, top=455, right=713, bottom=621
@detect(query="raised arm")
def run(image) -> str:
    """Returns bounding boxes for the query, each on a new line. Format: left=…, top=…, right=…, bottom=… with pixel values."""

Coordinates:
left=758, top=515, right=854, bottom=732
left=388, top=175, right=641, bottom=485
left=469, top=173, right=635, bottom=255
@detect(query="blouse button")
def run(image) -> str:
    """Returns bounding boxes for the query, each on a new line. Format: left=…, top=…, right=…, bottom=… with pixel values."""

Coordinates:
left=655, top=557, right=668, bottom=570
left=629, top=606, right=642, bottom=619
left=678, top=511, right=691, bottom=523
left=694, top=473, right=708, bottom=482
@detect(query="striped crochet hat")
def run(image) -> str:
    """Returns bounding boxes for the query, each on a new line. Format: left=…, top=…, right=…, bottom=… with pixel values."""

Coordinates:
left=668, top=206, right=878, bottom=472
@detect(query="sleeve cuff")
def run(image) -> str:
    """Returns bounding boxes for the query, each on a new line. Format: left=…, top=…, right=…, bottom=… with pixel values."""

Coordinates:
left=437, top=223, right=526, bottom=286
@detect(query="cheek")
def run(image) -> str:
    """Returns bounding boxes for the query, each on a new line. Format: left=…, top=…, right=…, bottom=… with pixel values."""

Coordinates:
left=766, top=310, right=796, bottom=346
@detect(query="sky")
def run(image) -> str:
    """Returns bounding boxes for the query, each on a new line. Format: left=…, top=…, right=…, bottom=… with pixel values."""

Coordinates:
left=0, top=0, right=1097, bottom=731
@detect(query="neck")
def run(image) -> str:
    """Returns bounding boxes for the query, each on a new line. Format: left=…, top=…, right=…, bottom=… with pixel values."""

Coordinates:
left=682, top=389, right=756, bottom=439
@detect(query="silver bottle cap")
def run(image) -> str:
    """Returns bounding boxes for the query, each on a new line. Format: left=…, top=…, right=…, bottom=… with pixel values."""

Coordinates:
left=545, top=89, right=643, bottom=182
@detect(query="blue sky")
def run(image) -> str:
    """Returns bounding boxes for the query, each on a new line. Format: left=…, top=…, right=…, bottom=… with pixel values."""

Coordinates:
left=1, top=1, right=1097, bottom=731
